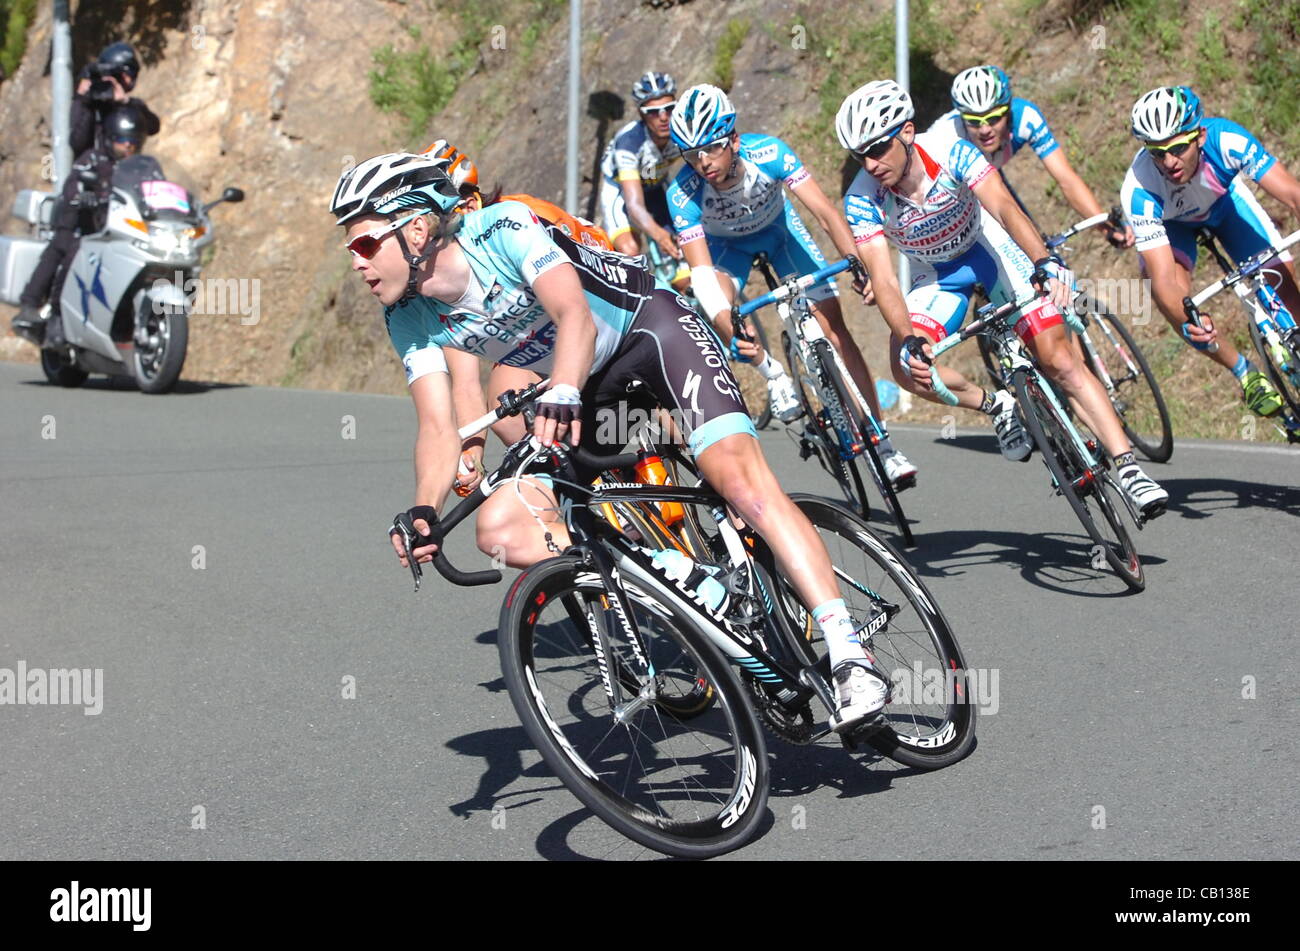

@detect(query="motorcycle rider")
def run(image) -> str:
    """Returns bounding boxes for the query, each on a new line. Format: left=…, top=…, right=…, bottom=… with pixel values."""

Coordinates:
left=71, top=41, right=160, bottom=155
left=11, top=104, right=148, bottom=347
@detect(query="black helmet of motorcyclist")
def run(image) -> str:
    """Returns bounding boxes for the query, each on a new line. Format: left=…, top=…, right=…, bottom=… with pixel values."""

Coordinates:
left=97, top=41, right=140, bottom=87
left=103, top=104, right=147, bottom=158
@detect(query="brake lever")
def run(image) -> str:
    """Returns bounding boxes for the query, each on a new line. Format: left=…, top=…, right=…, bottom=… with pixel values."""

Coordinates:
left=391, top=513, right=425, bottom=593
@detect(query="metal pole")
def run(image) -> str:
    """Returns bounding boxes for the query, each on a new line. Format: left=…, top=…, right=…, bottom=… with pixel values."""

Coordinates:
left=894, top=0, right=910, bottom=290
left=565, top=0, right=581, bottom=214
left=51, top=0, right=73, bottom=186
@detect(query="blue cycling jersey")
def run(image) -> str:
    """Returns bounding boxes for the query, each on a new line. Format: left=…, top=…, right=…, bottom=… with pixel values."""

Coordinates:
left=385, top=201, right=657, bottom=385
left=925, top=98, right=1060, bottom=171
left=665, top=133, right=811, bottom=243
left=1121, top=116, right=1278, bottom=252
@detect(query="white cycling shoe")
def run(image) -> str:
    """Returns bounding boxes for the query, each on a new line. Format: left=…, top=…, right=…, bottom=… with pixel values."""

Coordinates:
left=768, top=373, right=805, bottom=423
left=829, top=660, right=890, bottom=733
left=1118, top=464, right=1168, bottom=521
left=881, top=449, right=917, bottom=491
left=991, top=390, right=1032, bottom=462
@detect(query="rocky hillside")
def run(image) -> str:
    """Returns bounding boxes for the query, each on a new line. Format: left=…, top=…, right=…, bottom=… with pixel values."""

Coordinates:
left=2, top=0, right=1297, bottom=440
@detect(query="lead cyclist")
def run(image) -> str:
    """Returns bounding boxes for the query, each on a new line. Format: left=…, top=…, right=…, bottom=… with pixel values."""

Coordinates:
left=332, top=151, right=893, bottom=731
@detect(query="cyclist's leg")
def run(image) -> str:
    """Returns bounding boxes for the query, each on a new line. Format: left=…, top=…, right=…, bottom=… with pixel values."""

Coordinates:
left=1141, top=220, right=1243, bottom=371
left=772, top=204, right=884, bottom=419
left=608, top=290, right=888, bottom=708
left=892, top=256, right=986, bottom=410
left=600, top=179, right=640, bottom=258
left=475, top=475, right=572, bottom=569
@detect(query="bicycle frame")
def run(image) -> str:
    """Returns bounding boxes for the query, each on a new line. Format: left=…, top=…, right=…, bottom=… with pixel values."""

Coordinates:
left=1194, top=229, right=1300, bottom=361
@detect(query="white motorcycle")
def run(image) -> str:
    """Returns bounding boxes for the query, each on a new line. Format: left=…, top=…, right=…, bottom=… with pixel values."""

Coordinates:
left=1, top=155, right=242, bottom=392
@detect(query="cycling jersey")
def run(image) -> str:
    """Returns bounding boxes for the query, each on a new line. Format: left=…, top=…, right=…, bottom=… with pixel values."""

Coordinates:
left=600, top=119, right=681, bottom=191
left=499, top=193, right=613, bottom=250
left=386, top=200, right=655, bottom=384
left=1121, top=117, right=1279, bottom=255
left=666, top=133, right=812, bottom=243
left=844, top=134, right=1061, bottom=342
left=925, top=98, right=1060, bottom=170
left=843, top=132, right=996, bottom=263
left=600, top=178, right=674, bottom=240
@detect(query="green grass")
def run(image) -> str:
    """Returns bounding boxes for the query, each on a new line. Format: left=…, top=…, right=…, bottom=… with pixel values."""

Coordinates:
left=712, top=18, right=750, bottom=91
left=0, top=0, right=37, bottom=80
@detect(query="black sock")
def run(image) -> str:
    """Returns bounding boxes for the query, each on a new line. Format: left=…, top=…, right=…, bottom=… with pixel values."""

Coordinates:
left=978, top=390, right=996, bottom=415
left=1114, top=450, right=1136, bottom=469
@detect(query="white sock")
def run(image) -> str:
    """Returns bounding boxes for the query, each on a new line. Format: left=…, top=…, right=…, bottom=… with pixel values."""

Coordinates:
left=813, top=597, right=862, bottom=668
left=757, top=353, right=785, bottom=381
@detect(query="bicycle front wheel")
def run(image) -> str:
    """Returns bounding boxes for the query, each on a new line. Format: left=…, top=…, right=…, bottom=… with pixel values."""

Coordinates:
left=1013, top=368, right=1145, bottom=592
left=1248, top=310, right=1300, bottom=422
left=1076, top=298, right=1174, bottom=463
left=498, top=554, right=769, bottom=858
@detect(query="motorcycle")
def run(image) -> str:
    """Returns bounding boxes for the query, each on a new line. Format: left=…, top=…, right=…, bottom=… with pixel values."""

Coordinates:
left=1, top=154, right=243, bottom=392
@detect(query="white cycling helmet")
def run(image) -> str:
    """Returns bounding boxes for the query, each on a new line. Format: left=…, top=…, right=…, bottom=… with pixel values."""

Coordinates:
left=1131, top=85, right=1203, bottom=142
left=330, top=152, right=461, bottom=227
left=632, top=71, right=676, bottom=105
left=950, top=65, right=1011, bottom=114
left=836, top=80, right=915, bottom=153
left=669, top=83, right=737, bottom=150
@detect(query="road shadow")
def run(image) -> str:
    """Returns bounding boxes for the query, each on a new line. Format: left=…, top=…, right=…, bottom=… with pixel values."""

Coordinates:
left=906, top=527, right=1164, bottom=597
left=18, top=375, right=247, bottom=395
left=1161, top=476, right=1300, bottom=520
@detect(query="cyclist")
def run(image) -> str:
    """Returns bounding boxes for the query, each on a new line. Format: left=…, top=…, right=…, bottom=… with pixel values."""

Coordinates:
left=836, top=80, right=1168, bottom=518
left=598, top=71, right=688, bottom=288
left=665, top=83, right=917, bottom=487
left=333, top=152, right=893, bottom=731
left=927, top=65, right=1133, bottom=248
left=1122, top=85, right=1300, bottom=418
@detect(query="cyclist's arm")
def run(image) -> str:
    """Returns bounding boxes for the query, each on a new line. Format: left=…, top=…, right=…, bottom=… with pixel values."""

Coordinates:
left=410, top=368, right=462, bottom=514
left=789, top=175, right=859, bottom=261
left=855, top=236, right=912, bottom=340
left=1256, top=163, right=1300, bottom=223
left=530, top=262, right=597, bottom=396
left=680, top=237, right=734, bottom=339
left=446, top=346, right=488, bottom=455
left=1040, top=150, right=1106, bottom=223
left=972, top=172, right=1051, bottom=262
left=618, top=176, right=677, bottom=256
left=1138, top=243, right=1194, bottom=326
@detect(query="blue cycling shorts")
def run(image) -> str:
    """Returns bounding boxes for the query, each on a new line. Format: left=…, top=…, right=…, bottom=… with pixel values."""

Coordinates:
left=705, top=201, right=838, bottom=303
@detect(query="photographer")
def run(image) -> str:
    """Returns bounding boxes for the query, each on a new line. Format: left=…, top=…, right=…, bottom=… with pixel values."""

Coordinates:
left=70, top=41, right=159, bottom=155
left=11, top=105, right=148, bottom=347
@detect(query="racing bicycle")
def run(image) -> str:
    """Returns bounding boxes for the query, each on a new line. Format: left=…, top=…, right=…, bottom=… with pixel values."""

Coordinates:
left=735, top=256, right=915, bottom=547
left=394, top=384, right=975, bottom=857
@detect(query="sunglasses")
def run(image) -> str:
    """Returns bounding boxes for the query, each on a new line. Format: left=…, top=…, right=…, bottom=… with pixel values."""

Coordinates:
left=682, top=137, right=730, bottom=163
left=346, top=211, right=422, bottom=259
left=854, top=126, right=902, bottom=160
left=1145, top=129, right=1200, bottom=157
left=640, top=102, right=675, bottom=117
left=961, top=105, right=1010, bottom=128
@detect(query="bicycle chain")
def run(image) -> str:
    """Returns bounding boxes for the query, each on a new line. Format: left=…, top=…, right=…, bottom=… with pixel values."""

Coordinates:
left=742, top=674, right=815, bottom=745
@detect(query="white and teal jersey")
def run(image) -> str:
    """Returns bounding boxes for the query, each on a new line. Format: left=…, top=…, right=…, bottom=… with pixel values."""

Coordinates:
left=925, top=97, right=1060, bottom=171
left=385, top=201, right=658, bottom=385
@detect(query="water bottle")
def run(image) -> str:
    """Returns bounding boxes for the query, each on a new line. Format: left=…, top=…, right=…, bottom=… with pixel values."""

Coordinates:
left=633, top=450, right=684, bottom=525
left=649, top=548, right=728, bottom=614
left=876, top=379, right=900, bottom=412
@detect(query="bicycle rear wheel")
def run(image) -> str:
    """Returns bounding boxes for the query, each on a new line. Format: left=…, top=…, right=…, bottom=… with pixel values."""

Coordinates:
left=1076, top=298, right=1174, bottom=463
left=498, top=554, right=769, bottom=858
left=1013, top=368, right=1145, bottom=592
left=772, top=497, right=975, bottom=768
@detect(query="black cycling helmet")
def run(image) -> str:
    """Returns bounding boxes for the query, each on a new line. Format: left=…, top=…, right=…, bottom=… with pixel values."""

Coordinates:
left=103, top=104, right=146, bottom=147
left=97, top=42, right=140, bottom=82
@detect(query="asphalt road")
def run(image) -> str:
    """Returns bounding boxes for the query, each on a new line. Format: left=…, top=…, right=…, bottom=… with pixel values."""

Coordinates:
left=1, top=361, right=1296, bottom=861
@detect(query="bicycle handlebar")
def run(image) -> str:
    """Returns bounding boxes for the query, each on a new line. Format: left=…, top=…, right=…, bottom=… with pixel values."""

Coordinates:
left=922, top=295, right=1038, bottom=406
left=1186, top=227, right=1300, bottom=311
left=736, top=256, right=858, bottom=317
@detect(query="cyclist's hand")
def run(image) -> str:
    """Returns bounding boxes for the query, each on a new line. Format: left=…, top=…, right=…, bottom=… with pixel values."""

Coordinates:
left=730, top=335, right=762, bottom=364
left=853, top=274, right=876, bottom=306
left=656, top=231, right=682, bottom=261
left=1181, top=315, right=1217, bottom=350
left=390, top=505, right=440, bottom=567
left=454, top=447, right=484, bottom=497
left=1105, top=222, right=1136, bottom=249
left=535, top=383, right=582, bottom=447
left=898, top=334, right=933, bottom=388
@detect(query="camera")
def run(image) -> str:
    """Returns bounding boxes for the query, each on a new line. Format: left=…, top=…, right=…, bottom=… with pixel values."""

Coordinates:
left=85, top=62, right=125, bottom=104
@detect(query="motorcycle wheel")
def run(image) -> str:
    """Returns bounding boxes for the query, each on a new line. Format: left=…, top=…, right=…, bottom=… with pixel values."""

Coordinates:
left=40, top=347, right=88, bottom=388
left=134, top=295, right=188, bottom=394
